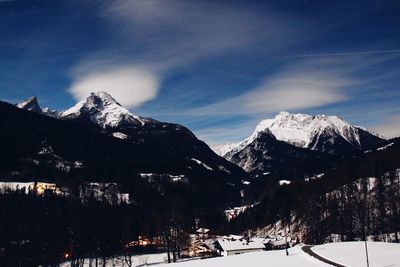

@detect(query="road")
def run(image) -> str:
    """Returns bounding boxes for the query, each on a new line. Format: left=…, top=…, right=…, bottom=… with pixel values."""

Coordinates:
left=302, top=245, right=347, bottom=267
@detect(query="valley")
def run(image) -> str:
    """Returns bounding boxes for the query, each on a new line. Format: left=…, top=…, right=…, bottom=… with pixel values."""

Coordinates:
left=0, top=93, right=399, bottom=266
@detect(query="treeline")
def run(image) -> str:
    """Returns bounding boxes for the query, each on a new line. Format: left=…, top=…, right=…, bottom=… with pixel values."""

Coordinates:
left=0, top=189, right=195, bottom=267
left=302, top=169, right=400, bottom=244
left=230, top=139, right=400, bottom=243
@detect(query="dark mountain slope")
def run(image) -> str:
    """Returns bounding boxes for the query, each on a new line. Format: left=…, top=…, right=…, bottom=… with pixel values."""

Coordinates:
left=230, top=130, right=338, bottom=177
left=0, top=100, right=245, bottom=215
left=230, top=138, right=400, bottom=240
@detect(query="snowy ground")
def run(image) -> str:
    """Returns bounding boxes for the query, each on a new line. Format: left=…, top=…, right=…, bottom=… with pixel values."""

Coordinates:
left=59, top=242, right=400, bottom=266
left=311, top=241, right=400, bottom=267
left=158, top=246, right=328, bottom=267
left=60, top=253, right=168, bottom=267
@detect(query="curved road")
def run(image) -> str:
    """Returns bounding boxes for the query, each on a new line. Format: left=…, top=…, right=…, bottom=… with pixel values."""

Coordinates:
left=302, top=245, right=347, bottom=267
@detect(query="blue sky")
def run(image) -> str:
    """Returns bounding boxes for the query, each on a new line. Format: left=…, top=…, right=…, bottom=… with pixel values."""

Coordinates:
left=1, top=0, right=400, bottom=148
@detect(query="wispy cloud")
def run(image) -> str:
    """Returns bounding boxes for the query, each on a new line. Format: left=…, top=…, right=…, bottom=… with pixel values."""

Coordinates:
left=273, top=49, right=400, bottom=59
left=62, top=1, right=400, bottom=146
left=67, top=0, right=306, bottom=108
left=101, top=0, right=299, bottom=64
left=190, top=59, right=352, bottom=115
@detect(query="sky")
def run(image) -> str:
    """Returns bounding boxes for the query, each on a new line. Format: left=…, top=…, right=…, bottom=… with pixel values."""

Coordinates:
left=0, top=0, right=400, bottom=149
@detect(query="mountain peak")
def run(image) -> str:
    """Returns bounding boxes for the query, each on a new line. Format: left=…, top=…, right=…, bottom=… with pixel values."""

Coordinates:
left=88, top=91, right=121, bottom=106
left=218, top=127, right=275, bottom=159
left=255, top=111, right=361, bottom=148
left=16, top=96, right=60, bottom=118
left=277, top=111, right=290, bottom=117
left=16, top=96, right=42, bottom=113
left=61, top=91, right=146, bottom=128
left=219, top=111, right=384, bottom=157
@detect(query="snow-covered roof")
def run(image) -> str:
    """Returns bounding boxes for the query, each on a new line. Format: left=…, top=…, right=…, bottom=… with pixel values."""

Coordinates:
left=196, top=228, right=210, bottom=234
left=268, top=238, right=287, bottom=247
left=216, top=236, right=265, bottom=251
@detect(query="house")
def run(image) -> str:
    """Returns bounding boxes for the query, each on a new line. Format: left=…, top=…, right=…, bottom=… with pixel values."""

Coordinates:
left=125, top=235, right=164, bottom=249
left=264, top=237, right=288, bottom=250
left=213, top=235, right=266, bottom=256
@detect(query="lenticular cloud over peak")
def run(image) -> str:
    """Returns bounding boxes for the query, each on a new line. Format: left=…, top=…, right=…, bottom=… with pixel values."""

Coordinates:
left=68, top=66, right=160, bottom=109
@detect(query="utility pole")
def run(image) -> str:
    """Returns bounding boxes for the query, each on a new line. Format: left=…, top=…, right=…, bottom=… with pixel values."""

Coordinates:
left=285, top=234, right=289, bottom=255
left=364, top=182, right=370, bottom=267
left=284, top=222, right=289, bottom=256
left=364, top=238, right=370, bottom=267
left=364, top=213, right=370, bottom=267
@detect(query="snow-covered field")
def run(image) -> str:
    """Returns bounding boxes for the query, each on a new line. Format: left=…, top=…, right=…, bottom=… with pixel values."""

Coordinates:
left=159, top=242, right=400, bottom=267
left=59, top=242, right=400, bottom=267
left=60, top=253, right=168, bottom=267
left=311, top=241, right=400, bottom=267
left=158, top=246, right=328, bottom=267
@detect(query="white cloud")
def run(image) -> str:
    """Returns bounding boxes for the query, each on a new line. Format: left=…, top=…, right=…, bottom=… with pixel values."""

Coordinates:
left=241, top=73, right=349, bottom=112
left=191, top=60, right=351, bottom=115
left=370, top=115, right=400, bottom=139
left=68, top=65, right=160, bottom=108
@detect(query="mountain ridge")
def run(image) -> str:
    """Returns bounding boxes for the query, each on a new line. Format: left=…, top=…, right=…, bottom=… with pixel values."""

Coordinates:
left=220, top=111, right=385, bottom=159
left=59, top=92, right=154, bottom=128
left=14, top=92, right=242, bottom=177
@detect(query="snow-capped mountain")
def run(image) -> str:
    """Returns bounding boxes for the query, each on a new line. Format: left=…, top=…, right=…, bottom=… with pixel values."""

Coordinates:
left=60, top=92, right=153, bottom=129
left=12, top=92, right=244, bottom=179
left=16, top=96, right=59, bottom=117
left=220, top=111, right=385, bottom=159
left=256, top=111, right=364, bottom=148
left=223, top=128, right=337, bottom=176
left=16, top=92, right=151, bottom=128
left=16, top=96, right=42, bottom=113
left=3, top=96, right=246, bottom=216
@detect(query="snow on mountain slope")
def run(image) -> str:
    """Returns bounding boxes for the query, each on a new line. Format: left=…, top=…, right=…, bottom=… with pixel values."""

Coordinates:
left=16, top=96, right=60, bottom=117
left=256, top=111, right=369, bottom=149
left=60, top=92, right=150, bottom=128
left=191, top=158, right=213, bottom=170
left=16, top=96, right=42, bottom=113
left=218, top=143, right=239, bottom=158
left=41, top=107, right=60, bottom=118
left=220, top=111, right=383, bottom=157
left=16, top=92, right=152, bottom=128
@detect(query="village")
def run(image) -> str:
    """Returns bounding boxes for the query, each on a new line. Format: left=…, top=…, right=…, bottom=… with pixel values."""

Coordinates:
left=123, top=227, right=294, bottom=264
